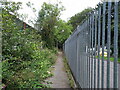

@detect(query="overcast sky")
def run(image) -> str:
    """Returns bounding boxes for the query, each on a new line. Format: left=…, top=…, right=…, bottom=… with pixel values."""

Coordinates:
left=8, top=0, right=101, bottom=26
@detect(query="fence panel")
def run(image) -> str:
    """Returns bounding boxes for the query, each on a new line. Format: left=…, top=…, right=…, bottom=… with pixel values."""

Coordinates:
left=63, top=1, right=119, bottom=88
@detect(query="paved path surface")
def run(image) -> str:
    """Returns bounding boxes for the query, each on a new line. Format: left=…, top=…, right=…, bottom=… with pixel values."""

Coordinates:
left=44, top=52, right=70, bottom=88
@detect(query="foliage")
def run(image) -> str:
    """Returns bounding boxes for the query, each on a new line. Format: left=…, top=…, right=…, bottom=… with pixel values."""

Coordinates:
left=68, top=3, right=120, bottom=57
left=36, top=2, right=72, bottom=49
left=2, top=48, right=56, bottom=88
left=2, top=1, right=57, bottom=88
left=63, top=57, right=75, bottom=88
left=96, top=56, right=120, bottom=63
left=36, top=2, right=65, bottom=48
left=54, top=20, right=72, bottom=48
left=68, top=7, right=93, bottom=31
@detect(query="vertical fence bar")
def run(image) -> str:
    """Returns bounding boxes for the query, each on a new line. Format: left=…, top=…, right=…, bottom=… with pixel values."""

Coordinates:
left=86, top=20, right=88, bottom=88
left=85, top=22, right=88, bottom=88
left=85, top=25, right=87, bottom=88
left=91, top=12, right=94, bottom=88
left=107, top=1, right=111, bottom=88
left=101, top=2, right=106, bottom=88
left=83, top=25, right=85, bottom=88
left=83, top=28, right=85, bottom=88
left=113, top=0, right=118, bottom=88
left=94, top=9, right=98, bottom=88
left=84, top=22, right=87, bottom=88
left=80, top=29, right=82, bottom=87
left=90, top=15, right=92, bottom=88
left=81, top=30, right=83, bottom=87
left=87, top=18, right=90, bottom=88
left=88, top=15, right=91, bottom=88
left=76, top=30, right=79, bottom=86
left=97, top=4, right=101, bottom=88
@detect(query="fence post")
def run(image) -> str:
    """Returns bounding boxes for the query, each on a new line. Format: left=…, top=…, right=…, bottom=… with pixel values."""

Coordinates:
left=101, top=1, right=106, bottom=88
left=113, top=0, right=118, bottom=88
left=97, top=3, right=101, bottom=88
left=94, top=9, right=98, bottom=88
left=91, top=12, right=94, bottom=88
left=107, top=1, right=112, bottom=88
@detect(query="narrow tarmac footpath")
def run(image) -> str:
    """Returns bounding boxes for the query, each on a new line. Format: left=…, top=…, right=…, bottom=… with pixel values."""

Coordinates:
left=45, top=51, right=70, bottom=88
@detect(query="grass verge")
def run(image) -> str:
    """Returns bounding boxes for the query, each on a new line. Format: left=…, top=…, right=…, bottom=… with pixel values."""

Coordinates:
left=63, top=55, right=76, bottom=88
left=96, top=56, right=120, bottom=63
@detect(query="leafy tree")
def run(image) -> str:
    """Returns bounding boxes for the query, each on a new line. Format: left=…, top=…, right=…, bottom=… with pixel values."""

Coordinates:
left=36, top=2, right=65, bottom=48
left=54, top=20, right=72, bottom=48
left=68, top=7, right=93, bottom=31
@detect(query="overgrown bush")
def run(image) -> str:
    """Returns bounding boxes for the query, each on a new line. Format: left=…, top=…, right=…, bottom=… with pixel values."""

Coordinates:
left=2, top=20, right=57, bottom=88
left=2, top=2, right=57, bottom=88
left=2, top=48, right=57, bottom=88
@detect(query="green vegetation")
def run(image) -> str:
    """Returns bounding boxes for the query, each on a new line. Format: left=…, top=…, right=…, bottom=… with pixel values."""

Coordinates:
left=54, top=20, right=73, bottom=48
left=68, top=7, right=93, bottom=31
left=1, top=1, right=72, bottom=88
left=1, top=1, right=119, bottom=89
left=2, top=49, right=57, bottom=88
left=36, top=2, right=72, bottom=49
left=96, top=56, right=120, bottom=63
left=68, top=4, right=120, bottom=59
left=2, top=1, right=58, bottom=88
left=63, top=57, right=76, bottom=88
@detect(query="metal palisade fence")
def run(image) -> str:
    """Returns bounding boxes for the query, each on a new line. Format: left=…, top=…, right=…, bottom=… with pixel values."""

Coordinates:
left=63, top=0, right=120, bottom=88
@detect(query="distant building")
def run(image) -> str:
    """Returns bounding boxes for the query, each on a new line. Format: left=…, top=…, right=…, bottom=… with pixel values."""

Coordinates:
left=15, top=17, right=36, bottom=31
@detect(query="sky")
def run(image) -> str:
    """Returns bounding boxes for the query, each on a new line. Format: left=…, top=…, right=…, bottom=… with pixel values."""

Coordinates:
left=8, top=0, right=101, bottom=26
